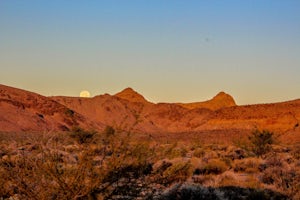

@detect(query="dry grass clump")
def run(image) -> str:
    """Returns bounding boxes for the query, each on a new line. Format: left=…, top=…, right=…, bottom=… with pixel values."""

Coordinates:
left=193, top=148, right=205, bottom=158
left=160, top=161, right=192, bottom=185
left=233, top=157, right=263, bottom=173
left=217, top=171, right=239, bottom=187
left=194, top=159, right=228, bottom=175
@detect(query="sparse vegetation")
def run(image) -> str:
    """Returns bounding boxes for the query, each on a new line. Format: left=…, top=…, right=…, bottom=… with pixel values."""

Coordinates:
left=64, top=108, right=74, bottom=117
left=1, top=129, right=299, bottom=199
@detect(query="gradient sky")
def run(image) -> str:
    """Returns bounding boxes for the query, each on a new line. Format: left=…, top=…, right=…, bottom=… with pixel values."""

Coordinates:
left=1, top=1, right=300, bottom=105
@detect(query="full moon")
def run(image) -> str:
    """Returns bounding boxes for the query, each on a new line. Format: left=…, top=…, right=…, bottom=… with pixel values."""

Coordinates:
left=80, top=90, right=90, bottom=98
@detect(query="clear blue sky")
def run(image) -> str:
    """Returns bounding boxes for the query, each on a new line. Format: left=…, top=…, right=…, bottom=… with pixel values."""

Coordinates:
left=1, top=1, right=300, bottom=104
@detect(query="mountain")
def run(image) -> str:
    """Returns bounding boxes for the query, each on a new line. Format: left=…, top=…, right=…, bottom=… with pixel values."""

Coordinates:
left=1, top=84, right=300, bottom=143
left=0, top=84, right=104, bottom=132
left=114, top=87, right=150, bottom=103
left=177, top=92, right=236, bottom=110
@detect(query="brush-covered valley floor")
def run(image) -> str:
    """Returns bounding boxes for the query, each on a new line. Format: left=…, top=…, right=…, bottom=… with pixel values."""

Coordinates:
left=1, top=128, right=299, bottom=200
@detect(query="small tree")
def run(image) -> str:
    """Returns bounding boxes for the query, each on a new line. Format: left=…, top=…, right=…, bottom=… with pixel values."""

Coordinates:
left=249, top=129, right=274, bottom=157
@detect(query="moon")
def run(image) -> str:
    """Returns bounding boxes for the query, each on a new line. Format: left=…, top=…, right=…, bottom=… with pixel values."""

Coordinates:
left=80, top=90, right=90, bottom=98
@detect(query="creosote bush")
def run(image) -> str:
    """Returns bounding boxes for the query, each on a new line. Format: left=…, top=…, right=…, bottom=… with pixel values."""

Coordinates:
left=249, top=130, right=274, bottom=157
left=69, top=126, right=96, bottom=144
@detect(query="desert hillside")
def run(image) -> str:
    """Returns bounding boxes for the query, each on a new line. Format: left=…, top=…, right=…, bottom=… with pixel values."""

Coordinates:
left=1, top=84, right=300, bottom=142
left=0, top=84, right=104, bottom=132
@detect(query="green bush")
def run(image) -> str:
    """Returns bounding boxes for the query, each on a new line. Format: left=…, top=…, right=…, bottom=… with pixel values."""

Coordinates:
left=249, top=130, right=274, bottom=157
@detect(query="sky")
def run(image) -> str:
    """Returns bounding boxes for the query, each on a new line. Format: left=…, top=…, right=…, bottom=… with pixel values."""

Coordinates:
left=1, top=1, right=300, bottom=105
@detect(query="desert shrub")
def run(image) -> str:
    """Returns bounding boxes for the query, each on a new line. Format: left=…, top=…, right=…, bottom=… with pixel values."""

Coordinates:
left=233, top=157, right=263, bottom=173
left=222, top=186, right=288, bottom=200
left=0, top=131, right=161, bottom=199
left=218, top=173, right=239, bottom=187
left=193, top=148, right=205, bottom=158
left=291, top=144, right=300, bottom=160
left=158, top=184, right=288, bottom=200
left=225, top=147, right=248, bottom=160
left=261, top=167, right=300, bottom=199
left=158, top=184, right=219, bottom=200
left=264, top=154, right=284, bottom=168
left=159, top=142, right=188, bottom=160
left=103, top=162, right=153, bottom=183
left=192, top=174, right=214, bottom=185
left=161, top=143, right=186, bottom=159
left=103, top=125, right=115, bottom=137
left=221, top=157, right=233, bottom=168
left=167, top=147, right=188, bottom=159
left=195, top=159, right=228, bottom=175
left=249, top=130, right=274, bottom=157
left=0, top=167, right=11, bottom=199
left=202, top=150, right=219, bottom=162
left=69, top=127, right=96, bottom=144
left=102, top=142, right=155, bottom=182
left=262, top=167, right=298, bottom=188
left=154, top=160, right=173, bottom=175
left=160, top=161, right=192, bottom=185
left=0, top=147, right=101, bottom=200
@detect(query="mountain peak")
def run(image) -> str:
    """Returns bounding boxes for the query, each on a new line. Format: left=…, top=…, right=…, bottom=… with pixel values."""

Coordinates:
left=216, top=91, right=226, bottom=96
left=176, top=91, right=236, bottom=110
left=114, top=87, right=148, bottom=103
left=212, top=91, right=236, bottom=106
left=121, top=87, right=135, bottom=93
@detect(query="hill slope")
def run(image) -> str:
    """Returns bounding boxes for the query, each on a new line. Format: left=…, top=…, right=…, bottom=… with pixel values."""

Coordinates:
left=0, top=84, right=103, bottom=132
left=1, top=84, right=300, bottom=142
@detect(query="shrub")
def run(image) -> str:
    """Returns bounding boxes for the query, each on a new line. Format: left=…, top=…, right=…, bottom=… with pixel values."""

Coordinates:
left=0, top=146, right=101, bottom=199
left=218, top=173, right=239, bottom=187
left=249, top=130, right=274, bottom=157
left=158, top=184, right=288, bottom=200
left=233, top=158, right=263, bottom=173
left=196, top=159, right=228, bottom=175
left=69, top=127, right=96, bottom=144
left=261, top=167, right=298, bottom=189
left=166, top=147, right=188, bottom=159
left=161, top=161, right=192, bottom=185
left=103, top=125, right=115, bottom=137
left=193, top=148, right=205, bottom=158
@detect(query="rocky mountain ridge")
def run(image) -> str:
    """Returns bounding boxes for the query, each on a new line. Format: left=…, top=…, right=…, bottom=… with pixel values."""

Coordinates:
left=1, top=84, right=300, bottom=142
